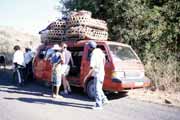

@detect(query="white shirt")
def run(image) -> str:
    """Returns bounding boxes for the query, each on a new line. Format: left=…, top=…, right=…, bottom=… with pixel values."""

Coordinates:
left=24, top=51, right=33, bottom=64
left=90, top=48, right=105, bottom=77
left=13, top=50, right=25, bottom=67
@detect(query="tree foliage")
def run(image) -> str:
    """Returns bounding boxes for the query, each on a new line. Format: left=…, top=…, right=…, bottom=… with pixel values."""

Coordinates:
left=58, top=0, right=180, bottom=91
left=59, top=0, right=179, bottom=61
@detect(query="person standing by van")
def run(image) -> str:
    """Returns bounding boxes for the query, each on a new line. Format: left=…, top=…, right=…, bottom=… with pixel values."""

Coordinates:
left=24, top=48, right=34, bottom=83
left=84, top=40, right=109, bottom=110
left=61, top=43, right=74, bottom=95
left=13, top=45, right=26, bottom=86
left=51, top=44, right=64, bottom=98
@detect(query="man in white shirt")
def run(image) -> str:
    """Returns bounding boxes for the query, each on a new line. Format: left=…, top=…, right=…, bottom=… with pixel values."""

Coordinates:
left=13, top=45, right=25, bottom=85
left=84, top=40, right=109, bottom=110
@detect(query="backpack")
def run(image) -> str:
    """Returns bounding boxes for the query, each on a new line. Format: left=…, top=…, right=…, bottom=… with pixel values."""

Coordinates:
left=51, top=53, right=61, bottom=64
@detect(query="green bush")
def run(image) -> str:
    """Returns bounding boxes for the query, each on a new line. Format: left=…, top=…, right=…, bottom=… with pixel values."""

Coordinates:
left=60, top=0, right=180, bottom=91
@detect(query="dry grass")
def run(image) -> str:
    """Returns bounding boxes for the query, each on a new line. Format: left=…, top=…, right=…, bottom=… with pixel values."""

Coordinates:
left=0, top=26, right=41, bottom=63
left=128, top=89, right=180, bottom=107
left=145, top=56, right=180, bottom=92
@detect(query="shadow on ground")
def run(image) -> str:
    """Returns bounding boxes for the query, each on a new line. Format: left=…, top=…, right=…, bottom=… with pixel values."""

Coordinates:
left=0, top=68, right=128, bottom=103
left=107, top=91, right=128, bottom=100
left=4, top=97, right=93, bottom=109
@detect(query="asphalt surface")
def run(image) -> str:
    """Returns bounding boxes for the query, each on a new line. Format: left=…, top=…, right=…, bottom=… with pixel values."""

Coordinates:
left=0, top=69, right=180, bottom=120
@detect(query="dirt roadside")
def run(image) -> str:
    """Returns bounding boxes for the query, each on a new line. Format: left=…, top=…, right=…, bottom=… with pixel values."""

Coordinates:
left=127, top=89, right=180, bottom=107
left=1, top=66, right=180, bottom=108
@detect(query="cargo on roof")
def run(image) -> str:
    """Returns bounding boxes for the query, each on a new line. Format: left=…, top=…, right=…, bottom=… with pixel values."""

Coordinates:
left=39, top=10, right=109, bottom=43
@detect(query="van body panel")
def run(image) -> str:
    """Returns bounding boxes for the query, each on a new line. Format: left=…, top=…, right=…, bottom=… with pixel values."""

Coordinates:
left=33, top=40, right=150, bottom=92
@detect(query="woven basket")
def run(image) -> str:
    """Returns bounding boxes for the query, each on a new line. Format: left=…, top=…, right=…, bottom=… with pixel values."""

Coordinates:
left=67, top=15, right=108, bottom=30
left=51, top=20, right=66, bottom=30
left=48, top=30, right=65, bottom=39
left=42, top=38, right=66, bottom=43
left=69, top=10, right=92, bottom=18
left=67, top=15, right=91, bottom=27
left=88, top=18, right=108, bottom=31
left=66, top=26, right=108, bottom=40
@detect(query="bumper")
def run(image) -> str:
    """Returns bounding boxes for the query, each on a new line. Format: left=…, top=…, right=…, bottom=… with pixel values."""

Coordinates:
left=112, top=77, right=151, bottom=89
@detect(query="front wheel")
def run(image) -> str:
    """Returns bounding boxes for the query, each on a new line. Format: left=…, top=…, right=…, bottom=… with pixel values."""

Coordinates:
left=86, top=80, right=95, bottom=99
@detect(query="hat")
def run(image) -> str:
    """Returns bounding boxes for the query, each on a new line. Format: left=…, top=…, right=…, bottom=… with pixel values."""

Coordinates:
left=87, top=40, right=97, bottom=48
left=63, top=43, right=67, bottom=48
left=52, top=44, right=61, bottom=50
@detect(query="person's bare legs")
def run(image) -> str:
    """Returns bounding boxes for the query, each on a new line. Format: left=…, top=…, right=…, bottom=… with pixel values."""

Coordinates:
left=55, top=86, right=59, bottom=96
left=62, top=75, right=71, bottom=94
left=52, top=86, right=56, bottom=97
left=52, top=86, right=63, bottom=98
left=62, top=75, right=67, bottom=92
left=66, top=79, right=71, bottom=92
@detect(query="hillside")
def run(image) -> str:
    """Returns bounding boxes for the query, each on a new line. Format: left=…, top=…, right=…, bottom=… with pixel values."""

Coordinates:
left=0, top=26, right=41, bottom=62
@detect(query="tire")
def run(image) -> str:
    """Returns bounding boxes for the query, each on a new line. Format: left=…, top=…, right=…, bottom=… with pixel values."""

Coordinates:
left=86, top=80, right=95, bottom=99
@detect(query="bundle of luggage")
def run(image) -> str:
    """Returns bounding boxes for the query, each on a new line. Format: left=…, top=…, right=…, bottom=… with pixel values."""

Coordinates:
left=40, top=10, right=108, bottom=43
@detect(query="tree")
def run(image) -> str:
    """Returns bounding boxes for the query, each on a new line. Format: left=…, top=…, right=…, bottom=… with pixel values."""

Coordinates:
left=59, top=0, right=180, bottom=91
left=60, top=0, right=179, bottom=59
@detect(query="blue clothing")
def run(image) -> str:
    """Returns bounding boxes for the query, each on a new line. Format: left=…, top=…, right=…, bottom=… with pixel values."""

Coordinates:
left=94, top=76, right=108, bottom=107
left=51, top=52, right=61, bottom=64
left=52, top=64, right=62, bottom=86
left=51, top=51, right=62, bottom=86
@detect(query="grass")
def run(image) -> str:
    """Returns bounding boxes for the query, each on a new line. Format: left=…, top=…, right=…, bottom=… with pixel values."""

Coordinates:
left=144, top=56, right=180, bottom=92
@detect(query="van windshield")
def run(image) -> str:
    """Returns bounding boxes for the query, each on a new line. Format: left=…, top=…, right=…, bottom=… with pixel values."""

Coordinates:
left=109, top=45, right=138, bottom=61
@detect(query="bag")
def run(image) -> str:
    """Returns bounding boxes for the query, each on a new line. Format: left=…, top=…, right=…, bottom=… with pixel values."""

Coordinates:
left=51, top=54, right=61, bottom=64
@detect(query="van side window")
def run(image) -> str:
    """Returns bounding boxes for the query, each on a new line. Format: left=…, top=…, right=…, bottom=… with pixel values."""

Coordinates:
left=87, top=45, right=109, bottom=62
left=68, top=47, right=84, bottom=77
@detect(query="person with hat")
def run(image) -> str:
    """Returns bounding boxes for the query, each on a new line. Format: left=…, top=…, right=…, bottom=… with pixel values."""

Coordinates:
left=83, top=40, right=109, bottom=110
left=50, top=44, right=64, bottom=98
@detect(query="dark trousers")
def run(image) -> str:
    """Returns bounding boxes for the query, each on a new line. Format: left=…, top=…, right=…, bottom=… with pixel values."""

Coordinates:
left=13, top=65, right=25, bottom=85
left=25, top=60, right=33, bottom=83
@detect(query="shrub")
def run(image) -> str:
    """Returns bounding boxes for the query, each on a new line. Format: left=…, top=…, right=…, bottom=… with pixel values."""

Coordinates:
left=145, top=55, right=180, bottom=92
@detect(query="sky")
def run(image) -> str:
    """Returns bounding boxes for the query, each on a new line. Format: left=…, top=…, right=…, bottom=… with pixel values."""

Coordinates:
left=0, top=0, right=62, bottom=35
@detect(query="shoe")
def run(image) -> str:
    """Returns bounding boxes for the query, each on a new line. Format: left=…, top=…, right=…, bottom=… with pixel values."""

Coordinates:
left=102, top=100, right=110, bottom=105
left=52, top=94, right=64, bottom=99
left=52, top=94, right=56, bottom=98
left=92, top=106, right=103, bottom=110
left=60, top=90, right=68, bottom=95
left=68, top=88, right=72, bottom=93
left=56, top=95, right=64, bottom=99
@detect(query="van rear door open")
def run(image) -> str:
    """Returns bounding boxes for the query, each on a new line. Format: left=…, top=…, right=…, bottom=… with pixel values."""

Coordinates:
left=67, top=46, right=84, bottom=86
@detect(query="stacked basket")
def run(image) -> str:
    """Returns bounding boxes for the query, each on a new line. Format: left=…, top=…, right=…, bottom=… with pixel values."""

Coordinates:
left=47, top=20, right=66, bottom=40
left=41, top=10, right=108, bottom=43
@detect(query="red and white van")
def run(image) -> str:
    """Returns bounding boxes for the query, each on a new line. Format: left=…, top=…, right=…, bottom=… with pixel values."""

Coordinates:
left=33, top=40, right=150, bottom=98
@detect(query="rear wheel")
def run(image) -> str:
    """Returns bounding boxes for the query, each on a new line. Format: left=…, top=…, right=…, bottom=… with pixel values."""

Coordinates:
left=86, top=80, right=95, bottom=99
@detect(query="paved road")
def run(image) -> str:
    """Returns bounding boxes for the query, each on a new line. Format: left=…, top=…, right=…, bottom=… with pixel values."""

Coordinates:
left=0, top=69, right=180, bottom=120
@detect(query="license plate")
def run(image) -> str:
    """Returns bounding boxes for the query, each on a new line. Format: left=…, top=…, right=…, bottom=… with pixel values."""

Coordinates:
left=135, top=82, right=143, bottom=86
